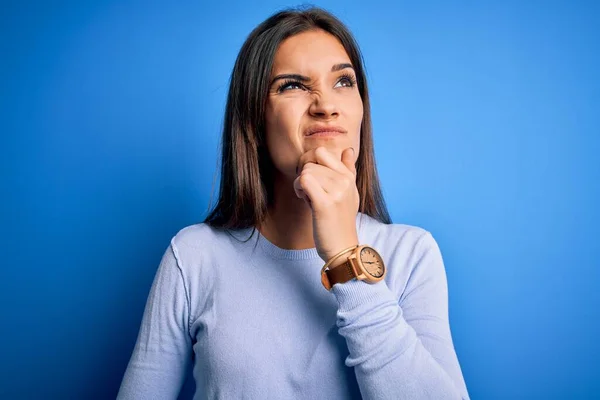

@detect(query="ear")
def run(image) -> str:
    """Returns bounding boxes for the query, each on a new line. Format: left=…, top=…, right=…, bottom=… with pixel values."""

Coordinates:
left=341, top=147, right=357, bottom=175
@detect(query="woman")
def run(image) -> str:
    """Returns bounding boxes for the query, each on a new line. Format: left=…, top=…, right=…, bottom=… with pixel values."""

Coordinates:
left=118, top=7, right=469, bottom=400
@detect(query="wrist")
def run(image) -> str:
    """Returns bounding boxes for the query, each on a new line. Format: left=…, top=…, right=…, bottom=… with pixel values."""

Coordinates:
left=324, top=240, right=359, bottom=268
left=330, top=252, right=352, bottom=268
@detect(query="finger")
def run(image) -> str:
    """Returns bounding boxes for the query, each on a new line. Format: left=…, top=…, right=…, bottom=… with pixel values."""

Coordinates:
left=294, top=186, right=312, bottom=209
left=299, top=163, right=339, bottom=193
left=292, top=181, right=314, bottom=209
left=293, top=177, right=306, bottom=199
left=297, top=146, right=350, bottom=176
left=296, top=149, right=319, bottom=175
left=341, top=147, right=357, bottom=176
left=293, top=173, right=327, bottom=209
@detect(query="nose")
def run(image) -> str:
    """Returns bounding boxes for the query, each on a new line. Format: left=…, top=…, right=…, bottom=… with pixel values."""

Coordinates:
left=308, top=92, right=339, bottom=119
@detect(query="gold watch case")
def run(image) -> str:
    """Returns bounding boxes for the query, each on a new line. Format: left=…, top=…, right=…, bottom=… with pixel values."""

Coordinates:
left=353, top=245, right=386, bottom=282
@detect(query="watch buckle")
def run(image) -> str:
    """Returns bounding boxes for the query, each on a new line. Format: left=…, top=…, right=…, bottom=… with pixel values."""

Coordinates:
left=347, top=252, right=366, bottom=282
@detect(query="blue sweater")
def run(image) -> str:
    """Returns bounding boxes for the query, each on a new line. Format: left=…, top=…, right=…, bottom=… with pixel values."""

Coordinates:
left=117, top=212, right=469, bottom=399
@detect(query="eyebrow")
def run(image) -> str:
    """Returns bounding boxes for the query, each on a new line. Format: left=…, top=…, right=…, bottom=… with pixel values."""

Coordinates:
left=270, top=63, right=355, bottom=86
left=331, top=63, right=353, bottom=72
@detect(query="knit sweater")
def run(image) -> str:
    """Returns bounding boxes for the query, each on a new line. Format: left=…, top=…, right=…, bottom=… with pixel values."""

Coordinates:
left=117, top=212, right=469, bottom=399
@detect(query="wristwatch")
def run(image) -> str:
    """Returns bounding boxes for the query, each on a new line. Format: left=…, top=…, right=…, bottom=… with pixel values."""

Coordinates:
left=321, top=245, right=386, bottom=290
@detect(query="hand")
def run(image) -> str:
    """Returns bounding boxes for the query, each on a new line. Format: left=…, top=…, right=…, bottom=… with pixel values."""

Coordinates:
left=293, top=146, right=360, bottom=263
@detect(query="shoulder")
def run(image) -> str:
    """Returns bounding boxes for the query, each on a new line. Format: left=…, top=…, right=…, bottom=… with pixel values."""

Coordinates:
left=166, top=222, right=242, bottom=268
left=357, top=212, right=433, bottom=252
left=170, top=222, right=223, bottom=250
left=357, top=213, right=444, bottom=294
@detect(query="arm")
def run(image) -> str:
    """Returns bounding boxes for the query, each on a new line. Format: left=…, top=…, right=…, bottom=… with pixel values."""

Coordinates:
left=331, top=232, right=469, bottom=400
left=117, top=242, right=193, bottom=399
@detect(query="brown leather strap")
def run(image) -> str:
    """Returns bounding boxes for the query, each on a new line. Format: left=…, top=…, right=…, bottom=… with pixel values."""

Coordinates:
left=326, top=260, right=355, bottom=287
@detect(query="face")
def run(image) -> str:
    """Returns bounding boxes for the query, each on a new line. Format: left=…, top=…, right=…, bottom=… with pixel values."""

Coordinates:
left=265, top=29, right=363, bottom=179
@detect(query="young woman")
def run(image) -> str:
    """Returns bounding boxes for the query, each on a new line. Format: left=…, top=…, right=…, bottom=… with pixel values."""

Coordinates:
left=118, top=7, right=469, bottom=400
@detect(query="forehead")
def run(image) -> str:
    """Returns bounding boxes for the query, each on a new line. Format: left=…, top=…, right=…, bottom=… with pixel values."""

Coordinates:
left=271, top=29, right=351, bottom=73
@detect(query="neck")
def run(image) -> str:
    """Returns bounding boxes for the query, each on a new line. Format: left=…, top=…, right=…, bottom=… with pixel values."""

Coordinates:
left=258, top=174, right=315, bottom=250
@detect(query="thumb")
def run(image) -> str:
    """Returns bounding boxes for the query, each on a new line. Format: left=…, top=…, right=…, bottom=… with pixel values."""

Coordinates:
left=341, top=147, right=357, bottom=175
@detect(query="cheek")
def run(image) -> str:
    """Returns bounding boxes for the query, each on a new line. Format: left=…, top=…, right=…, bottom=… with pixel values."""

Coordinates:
left=349, top=96, right=363, bottom=151
left=352, top=96, right=364, bottom=126
left=268, top=100, right=304, bottom=132
left=265, top=101, right=305, bottom=171
left=346, top=95, right=364, bottom=138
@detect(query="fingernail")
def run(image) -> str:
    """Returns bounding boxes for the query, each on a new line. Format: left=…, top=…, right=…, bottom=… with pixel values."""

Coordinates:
left=350, top=147, right=355, bottom=156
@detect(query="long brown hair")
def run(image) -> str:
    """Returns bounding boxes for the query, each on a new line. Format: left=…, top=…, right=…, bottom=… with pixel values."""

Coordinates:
left=204, top=6, right=391, bottom=233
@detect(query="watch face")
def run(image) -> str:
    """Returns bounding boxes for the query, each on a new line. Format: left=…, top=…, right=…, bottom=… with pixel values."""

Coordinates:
left=360, top=247, right=385, bottom=278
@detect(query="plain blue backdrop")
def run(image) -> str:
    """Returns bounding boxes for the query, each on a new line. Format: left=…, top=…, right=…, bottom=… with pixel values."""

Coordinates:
left=1, top=0, right=599, bottom=398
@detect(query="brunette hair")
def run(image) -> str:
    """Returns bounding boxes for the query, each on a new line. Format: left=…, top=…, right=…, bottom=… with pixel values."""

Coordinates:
left=204, top=6, right=391, bottom=232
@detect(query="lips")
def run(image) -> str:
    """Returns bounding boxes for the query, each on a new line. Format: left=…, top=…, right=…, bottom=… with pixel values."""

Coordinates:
left=304, top=125, right=347, bottom=136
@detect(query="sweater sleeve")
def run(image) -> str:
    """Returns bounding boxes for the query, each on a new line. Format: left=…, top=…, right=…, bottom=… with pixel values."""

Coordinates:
left=331, top=232, right=469, bottom=400
left=117, top=242, right=193, bottom=400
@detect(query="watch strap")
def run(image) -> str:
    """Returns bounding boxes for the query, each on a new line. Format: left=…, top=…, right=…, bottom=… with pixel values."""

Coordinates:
left=325, top=259, right=356, bottom=287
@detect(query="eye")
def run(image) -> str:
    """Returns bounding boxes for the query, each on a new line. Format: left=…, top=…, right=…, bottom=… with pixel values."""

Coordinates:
left=334, top=74, right=357, bottom=88
left=277, top=80, right=305, bottom=93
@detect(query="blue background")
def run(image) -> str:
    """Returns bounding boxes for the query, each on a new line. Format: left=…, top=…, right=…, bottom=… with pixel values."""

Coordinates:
left=1, top=1, right=599, bottom=398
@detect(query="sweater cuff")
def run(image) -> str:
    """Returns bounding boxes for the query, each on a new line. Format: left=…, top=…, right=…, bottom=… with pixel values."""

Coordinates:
left=330, top=278, right=396, bottom=312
